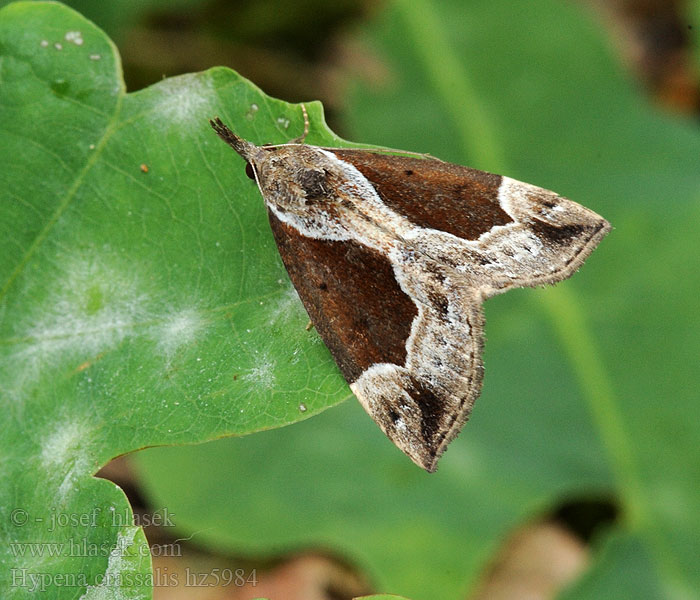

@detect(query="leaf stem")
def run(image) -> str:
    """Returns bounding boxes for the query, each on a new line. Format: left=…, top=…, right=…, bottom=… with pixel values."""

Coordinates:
left=393, top=0, right=506, bottom=172
left=538, top=286, right=692, bottom=598
left=394, top=0, right=689, bottom=593
left=537, top=286, right=644, bottom=524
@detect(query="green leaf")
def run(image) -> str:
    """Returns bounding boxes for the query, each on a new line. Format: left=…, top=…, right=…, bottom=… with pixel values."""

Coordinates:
left=0, top=1, right=350, bottom=596
left=135, top=0, right=700, bottom=599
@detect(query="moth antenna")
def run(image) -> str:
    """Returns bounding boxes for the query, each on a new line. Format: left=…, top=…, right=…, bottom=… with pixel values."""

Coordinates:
left=209, top=117, right=259, bottom=161
left=289, top=103, right=310, bottom=144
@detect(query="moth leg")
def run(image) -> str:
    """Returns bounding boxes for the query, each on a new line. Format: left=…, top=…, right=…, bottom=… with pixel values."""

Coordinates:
left=288, top=103, right=310, bottom=144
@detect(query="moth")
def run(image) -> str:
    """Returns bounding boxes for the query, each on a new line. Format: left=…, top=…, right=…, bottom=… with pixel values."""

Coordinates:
left=210, top=107, right=610, bottom=472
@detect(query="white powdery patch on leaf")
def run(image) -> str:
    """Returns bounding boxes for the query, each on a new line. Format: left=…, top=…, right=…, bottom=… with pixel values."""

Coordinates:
left=153, top=73, right=213, bottom=127
left=154, top=308, right=204, bottom=362
left=41, top=419, right=92, bottom=499
left=25, top=254, right=150, bottom=352
left=41, top=420, right=86, bottom=468
left=3, top=253, right=152, bottom=403
left=56, top=458, right=91, bottom=500
left=241, top=356, right=276, bottom=391
left=79, top=527, right=140, bottom=600
left=265, top=284, right=306, bottom=326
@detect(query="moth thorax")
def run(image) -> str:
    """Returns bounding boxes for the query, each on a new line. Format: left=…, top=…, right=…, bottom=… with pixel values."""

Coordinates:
left=297, top=168, right=331, bottom=202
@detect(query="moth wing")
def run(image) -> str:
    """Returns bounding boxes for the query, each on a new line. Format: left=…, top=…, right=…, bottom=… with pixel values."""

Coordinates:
left=331, top=150, right=611, bottom=295
left=267, top=211, right=419, bottom=385
left=269, top=211, right=486, bottom=472
left=331, top=149, right=511, bottom=241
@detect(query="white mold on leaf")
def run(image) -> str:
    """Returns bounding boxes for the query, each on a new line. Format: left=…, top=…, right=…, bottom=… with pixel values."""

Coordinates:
left=155, top=308, right=204, bottom=362
left=79, top=527, right=140, bottom=600
left=153, top=73, right=213, bottom=127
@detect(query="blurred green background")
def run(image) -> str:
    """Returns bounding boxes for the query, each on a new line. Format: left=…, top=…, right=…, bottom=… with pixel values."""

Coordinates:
left=1, top=1, right=699, bottom=599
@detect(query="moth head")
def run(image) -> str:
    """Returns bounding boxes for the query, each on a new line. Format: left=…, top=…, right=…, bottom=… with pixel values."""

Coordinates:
left=209, top=118, right=337, bottom=214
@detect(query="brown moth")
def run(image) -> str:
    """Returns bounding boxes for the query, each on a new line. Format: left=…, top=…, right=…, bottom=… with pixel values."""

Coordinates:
left=210, top=107, right=610, bottom=472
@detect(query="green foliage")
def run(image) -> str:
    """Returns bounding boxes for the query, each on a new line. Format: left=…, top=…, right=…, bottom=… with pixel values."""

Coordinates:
left=138, top=1, right=700, bottom=600
left=2, top=1, right=699, bottom=599
left=347, top=3, right=700, bottom=596
left=0, top=1, right=349, bottom=596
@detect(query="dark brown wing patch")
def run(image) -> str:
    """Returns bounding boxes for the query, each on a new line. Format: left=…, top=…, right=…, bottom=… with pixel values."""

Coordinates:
left=331, top=150, right=513, bottom=240
left=268, top=212, right=418, bottom=383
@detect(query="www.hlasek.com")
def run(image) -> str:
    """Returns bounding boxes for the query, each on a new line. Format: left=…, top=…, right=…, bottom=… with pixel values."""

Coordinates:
left=9, top=537, right=181, bottom=559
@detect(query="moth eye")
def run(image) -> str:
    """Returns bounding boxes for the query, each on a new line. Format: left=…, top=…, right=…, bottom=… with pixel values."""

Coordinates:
left=245, top=163, right=255, bottom=180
